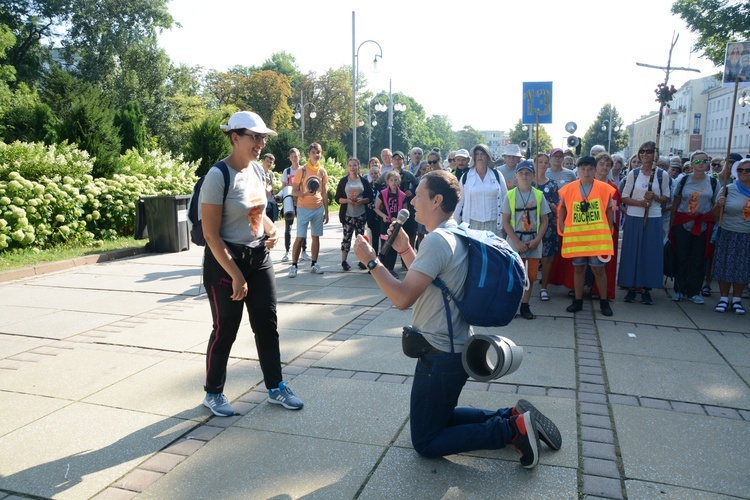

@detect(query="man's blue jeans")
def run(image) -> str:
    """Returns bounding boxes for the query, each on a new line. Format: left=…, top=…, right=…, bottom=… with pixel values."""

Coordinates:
left=410, top=351, right=514, bottom=458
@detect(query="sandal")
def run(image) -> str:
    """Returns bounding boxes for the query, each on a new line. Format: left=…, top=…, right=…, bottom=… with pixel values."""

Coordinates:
left=540, top=289, right=550, bottom=301
left=732, top=301, right=746, bottom=315
left=714, top=299, right=729, bottom=313
left=701, top=285, right=711, bottom=297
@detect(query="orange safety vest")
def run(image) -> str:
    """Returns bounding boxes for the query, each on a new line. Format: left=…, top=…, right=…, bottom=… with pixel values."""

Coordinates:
left=558, top=180, right=615, bottom=258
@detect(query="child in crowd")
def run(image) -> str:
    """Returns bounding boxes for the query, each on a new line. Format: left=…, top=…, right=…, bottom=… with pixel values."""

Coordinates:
left=501, top=161, right=550, bottom=320
left=374, top=171, right=407, bottom=277
left=558, top=156, right=616, bottom=317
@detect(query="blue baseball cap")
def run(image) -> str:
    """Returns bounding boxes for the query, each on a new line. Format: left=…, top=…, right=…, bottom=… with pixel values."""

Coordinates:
left=516, top=160, right=535, bottom=173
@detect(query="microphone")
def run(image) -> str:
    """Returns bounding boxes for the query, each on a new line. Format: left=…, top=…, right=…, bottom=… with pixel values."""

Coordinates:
left=380, top=208, right=410, bottom=256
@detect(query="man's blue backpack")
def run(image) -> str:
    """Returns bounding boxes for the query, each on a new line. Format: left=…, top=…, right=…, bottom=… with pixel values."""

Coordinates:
left=187, top=161, right=229, bottom=246
left=433, top=224, right=525, bottom=333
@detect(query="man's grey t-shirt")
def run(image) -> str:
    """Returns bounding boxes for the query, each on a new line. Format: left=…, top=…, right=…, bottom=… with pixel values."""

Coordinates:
left=408, top=219, right=471, bottom=352
left=547, top=168, right=577, bottom=188
left=199, top=162, right=267, bottom=245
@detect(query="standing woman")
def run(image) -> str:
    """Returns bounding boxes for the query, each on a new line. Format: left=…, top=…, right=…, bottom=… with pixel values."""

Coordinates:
left=200, top=111, right=303, bottom=416
left=453, top=143, right=508, bottom=236
left=711, top=158, right=750, bottom=315
left=416, top=151, right=442, bottom=247
left=336, top=157, right=373, bottom=271
left=618, top=141, right=671, bottom=304
left=669, top=151, right=717, bottom=304
left=592, top=152, right=621, bottom=301
left=534, top=153, right=560, bottom=301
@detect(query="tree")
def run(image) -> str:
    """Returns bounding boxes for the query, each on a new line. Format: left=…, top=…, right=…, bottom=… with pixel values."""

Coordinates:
left=154, top=64, right=214, bottom=155
left=672, top=0, right=750, bottom=66
left=114, top=101, right=148, bottom=153
left=57, top=84, right=122, bottom=178
left=261, top=51, right=301, bottom=88
left=246, top=70, right=293, bottom=132
left=296, top=69, right=353, bottom=146
left=203, top=67, right=293, bottom=133
left=0, top=83, right=57, bottom=144
left=425, top=115, right=458, bottom=157
left=321, top=139, right=348, bottom=169
left=507, top=119, right=552, bottom=158
left=3, top=0, right=174, bottom=84
left=107, top=40, right=173, bottom=134
left=2, top=0, right=174, bottom=83
left=204, top=66, right=252, bottom=109
left=455, top=126, right=486, bottom=151
left=0, top=23, right=17, bottom=85
left=266, top=129, right=305, bottom=172
left=581, top=104, right=628, bottom=155
left=184, top=113, right=232, bottom=176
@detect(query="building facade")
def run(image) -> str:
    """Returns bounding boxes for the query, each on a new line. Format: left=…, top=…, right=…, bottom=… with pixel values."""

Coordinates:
left=627, top=111, right=659, bottom=159
left=660, top=76, right=718, bottom=157
left=480, top=130, right=509, bottom=159
left=704, top=84, right=750, bottom=158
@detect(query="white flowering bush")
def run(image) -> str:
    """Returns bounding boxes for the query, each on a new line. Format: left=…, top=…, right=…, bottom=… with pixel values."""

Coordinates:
left=0, top=141, right=94, bottom=181
left=0, top=144, right=197, bottom=253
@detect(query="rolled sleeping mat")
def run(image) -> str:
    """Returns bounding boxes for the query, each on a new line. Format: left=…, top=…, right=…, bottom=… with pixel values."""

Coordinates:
left=306, top=176, right=320, bottom=193
left=462, top=334, right=523, bottom=382
left=280, top=185, right=295, bottom=220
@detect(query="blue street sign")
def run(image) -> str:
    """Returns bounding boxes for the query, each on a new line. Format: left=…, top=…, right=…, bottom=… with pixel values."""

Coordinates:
left=522, top=82, right=553, bottom=124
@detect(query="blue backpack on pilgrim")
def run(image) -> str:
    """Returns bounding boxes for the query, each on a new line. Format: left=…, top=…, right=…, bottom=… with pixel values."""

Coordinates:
left=187, top=161, right=230, bottom=246
left=433, top=224, right=525, bottom=329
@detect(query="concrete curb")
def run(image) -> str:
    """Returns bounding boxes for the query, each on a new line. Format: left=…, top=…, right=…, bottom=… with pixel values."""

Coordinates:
left=0, top=245, right=147, bottom=283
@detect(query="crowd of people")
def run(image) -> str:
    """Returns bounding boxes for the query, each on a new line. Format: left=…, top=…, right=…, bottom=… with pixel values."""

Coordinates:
left=266, top=137, right=749, bottom=319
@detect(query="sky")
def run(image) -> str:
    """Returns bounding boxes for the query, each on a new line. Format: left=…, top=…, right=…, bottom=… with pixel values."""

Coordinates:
left=157, top=0, right=720, bottom=149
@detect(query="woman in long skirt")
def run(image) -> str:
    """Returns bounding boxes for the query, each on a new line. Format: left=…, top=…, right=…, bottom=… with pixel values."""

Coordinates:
left=617, top=141, right=671, bottom=305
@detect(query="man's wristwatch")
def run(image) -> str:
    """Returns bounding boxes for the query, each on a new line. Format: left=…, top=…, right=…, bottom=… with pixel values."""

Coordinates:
left=366, top=257, right=380, bottom=270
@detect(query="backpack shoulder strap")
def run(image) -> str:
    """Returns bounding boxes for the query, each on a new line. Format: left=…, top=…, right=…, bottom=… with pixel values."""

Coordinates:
left=460, top=171, right=468, bottom=186
left=627, top=168, right=641, bottom=198
left=491, top=168, right=501, bottom=183
left=677, top=174, right=688, bottom=197
left=216, top=161, right=230, bottom=203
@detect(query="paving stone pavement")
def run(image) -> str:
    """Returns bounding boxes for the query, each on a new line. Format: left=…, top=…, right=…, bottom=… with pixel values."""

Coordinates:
left=0, top=219, right=748, bottom=499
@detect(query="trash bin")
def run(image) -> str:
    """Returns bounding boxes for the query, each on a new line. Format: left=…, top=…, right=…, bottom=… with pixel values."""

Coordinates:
left=134, top=197, right=148, bottom=240
left=142, top=195, right=191, bottom=252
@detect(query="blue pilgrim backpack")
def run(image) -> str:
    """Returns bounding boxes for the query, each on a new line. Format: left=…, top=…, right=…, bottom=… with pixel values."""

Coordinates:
left=432, top=224, right=526, bottom=352
left=187, top=161, right=230, bottom=246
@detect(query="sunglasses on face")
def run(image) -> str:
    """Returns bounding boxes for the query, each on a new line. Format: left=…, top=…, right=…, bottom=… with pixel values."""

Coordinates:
left=427, top=160, right=439, bottom=165
left=711, top=163, right=721, bottom=167
left=737, top=168, right=750, bottom=173
left=639, top=149, right=654, bottom=155
left=241, top=132, right=267, bottom=142
left=692, top=158, right=709, bottom=164
left=448, top=158, right=455, bottom=162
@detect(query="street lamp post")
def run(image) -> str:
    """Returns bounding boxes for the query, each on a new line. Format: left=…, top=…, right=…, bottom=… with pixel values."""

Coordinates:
left=351, top=11, right=382, bottom=160
left=294, top=90, right=317, bottom=143
left=367, top=100, right=381, bottom=160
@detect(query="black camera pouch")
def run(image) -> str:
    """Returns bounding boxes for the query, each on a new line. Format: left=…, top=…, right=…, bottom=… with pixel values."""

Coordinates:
left=402, top=326, right=434, bottom=358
